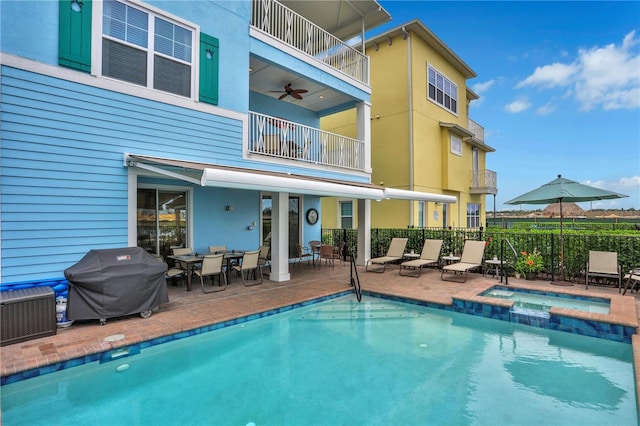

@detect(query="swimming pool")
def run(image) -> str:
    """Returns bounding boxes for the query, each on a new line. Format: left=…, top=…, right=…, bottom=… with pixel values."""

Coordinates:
left=1, top=295, right=636, bottom=425
left=482, top=286, right=611, bottom=313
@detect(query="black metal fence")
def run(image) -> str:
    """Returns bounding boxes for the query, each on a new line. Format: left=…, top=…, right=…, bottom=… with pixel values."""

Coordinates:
left=321, top=227, right=640, bottom=282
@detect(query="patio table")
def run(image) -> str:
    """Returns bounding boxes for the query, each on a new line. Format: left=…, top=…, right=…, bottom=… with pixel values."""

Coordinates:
left=168, top=255, right=203, bottom=291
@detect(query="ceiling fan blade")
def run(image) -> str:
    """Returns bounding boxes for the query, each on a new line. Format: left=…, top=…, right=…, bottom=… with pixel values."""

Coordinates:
left=291, top=92, right=303, bottom=100
left=293, top=89, right=308, bottom=94
left=279, top=93, right=289, bottom=100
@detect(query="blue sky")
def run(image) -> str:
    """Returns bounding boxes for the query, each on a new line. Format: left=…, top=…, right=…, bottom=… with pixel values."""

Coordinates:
left=368, top=1, right=640, bottom=211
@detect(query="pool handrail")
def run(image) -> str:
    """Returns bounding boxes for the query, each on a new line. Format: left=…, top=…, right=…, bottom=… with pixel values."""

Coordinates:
left=500, top=238, right=518, bottom=285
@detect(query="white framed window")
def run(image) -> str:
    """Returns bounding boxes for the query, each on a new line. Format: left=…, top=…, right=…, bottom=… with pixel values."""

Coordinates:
left=339, top=201, right=353, bottom=229
left=451, top=135, right=462, bottom=156
left=101, top=0, right=195, bottom=98
left=466, top=203, right=481, bottom=228
left=428, top=64, right=458, bottom=114
left=418, top=201, right=425, bottom=227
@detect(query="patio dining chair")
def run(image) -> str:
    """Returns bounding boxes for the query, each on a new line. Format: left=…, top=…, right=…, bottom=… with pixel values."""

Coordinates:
left=295, top=243, right=313, bottom=267
left=318, top=245, right=335, bottom=269
left=171, top=247, right=194, bottom=282
left=194, top=254, right=227, bottom=293
left=232, top=250, right=263, bottom=286
left=258, top=245, right=271, bottom=273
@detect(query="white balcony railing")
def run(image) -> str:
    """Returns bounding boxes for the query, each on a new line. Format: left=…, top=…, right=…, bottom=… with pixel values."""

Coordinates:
left=251, top=0, right=369, bottom=85
left=467, top=118, right=484, bottom=143
left=249, top=112, right=365, bottom=172
left=470, top=169, right=497, bottom=194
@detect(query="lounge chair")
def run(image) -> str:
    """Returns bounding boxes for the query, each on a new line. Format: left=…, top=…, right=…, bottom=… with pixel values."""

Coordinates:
left=399, top=239, right=443, bottom=277
left=586, top=250, right=621, bottom=293
left=366, top=238, right=408, bottom=273
left=194, top=254, right=227, bottom=293
left=441, top=240, right=486, bottom=282
left=622, top=267, right=640, bottom=295
left=232, top=250, right=263, bottom=286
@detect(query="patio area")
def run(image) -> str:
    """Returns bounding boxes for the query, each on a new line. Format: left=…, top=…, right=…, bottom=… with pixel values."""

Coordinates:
left=2, top=261, right=639, bottom=396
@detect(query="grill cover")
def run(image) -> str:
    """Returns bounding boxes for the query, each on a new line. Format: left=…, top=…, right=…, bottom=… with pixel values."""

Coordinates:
left=64, top=247, right=168, bottom=322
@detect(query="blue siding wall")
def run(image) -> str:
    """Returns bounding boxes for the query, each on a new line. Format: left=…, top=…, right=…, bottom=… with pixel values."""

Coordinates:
left=1, top=66, right=244, bottom=283
left=0, top=0, right=251, bottom=114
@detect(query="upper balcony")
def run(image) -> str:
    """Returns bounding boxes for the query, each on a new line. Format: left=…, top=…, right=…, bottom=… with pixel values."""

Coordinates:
left=251, top=0, right=372, bottom=85
left=248, top=112, right=365, bottom=172
left=470, top=169, right=498, bottom=195
left=467, top=118, right=484, bottom=143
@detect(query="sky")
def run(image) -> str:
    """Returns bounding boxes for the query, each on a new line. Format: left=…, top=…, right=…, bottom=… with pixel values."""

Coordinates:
left=367, top=1, right=640, bottom=211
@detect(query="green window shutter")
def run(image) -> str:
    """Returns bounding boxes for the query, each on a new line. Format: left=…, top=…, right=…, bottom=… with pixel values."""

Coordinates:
left=199, top=33, right=219, bottom=105
left=59, top=0, right=92, bottom=72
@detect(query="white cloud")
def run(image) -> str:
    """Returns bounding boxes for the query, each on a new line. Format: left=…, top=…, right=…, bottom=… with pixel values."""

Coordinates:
left=516, top=31, right=640, bottom=111
left=504, top=97, right=531, bottom=113
left=472, top=80, right=495, bottom=95
left=536, top=102, right=557, bottom=115
left=515, top=62, right=578, bottom=88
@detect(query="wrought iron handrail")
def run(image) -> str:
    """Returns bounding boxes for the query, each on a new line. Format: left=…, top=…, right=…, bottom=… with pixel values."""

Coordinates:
left=350, top=253, right=362, bottom=302
left=248, top=111, right=365, bottom=171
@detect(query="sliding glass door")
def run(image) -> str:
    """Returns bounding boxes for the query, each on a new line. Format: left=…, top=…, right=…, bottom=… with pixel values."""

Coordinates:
left=137, top=188, right=188, bottom=260
left=261, top=194, right=300, bottom=259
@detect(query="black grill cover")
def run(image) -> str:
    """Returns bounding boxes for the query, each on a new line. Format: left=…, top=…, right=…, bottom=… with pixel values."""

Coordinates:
left=64, top=247, right=168, bottom=322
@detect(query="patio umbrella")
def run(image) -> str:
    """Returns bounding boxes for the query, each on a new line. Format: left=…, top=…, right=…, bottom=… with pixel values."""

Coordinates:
left=505, top=174, right=628, bottom=281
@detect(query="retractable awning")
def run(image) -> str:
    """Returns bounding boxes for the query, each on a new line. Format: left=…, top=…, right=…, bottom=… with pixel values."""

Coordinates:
left=125, top=154, right=456, bottom=203
left=383, top=188, right=456, bottom=204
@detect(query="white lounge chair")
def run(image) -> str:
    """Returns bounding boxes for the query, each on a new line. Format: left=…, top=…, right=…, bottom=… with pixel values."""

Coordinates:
left=366, top=238, right=408, bottom=273
left=586, top=250, right=621, bottom=293
left=441, top=240, right=486, bottom=282
left=399, top=239, right=443, bottom=277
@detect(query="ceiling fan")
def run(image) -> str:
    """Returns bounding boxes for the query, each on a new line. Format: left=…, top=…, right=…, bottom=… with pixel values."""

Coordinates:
left=271, top=83, right=308, bottom=100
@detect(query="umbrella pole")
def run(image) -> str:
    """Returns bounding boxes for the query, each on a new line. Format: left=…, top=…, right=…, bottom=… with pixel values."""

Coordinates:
left=559, top=199, right=564, bottom=282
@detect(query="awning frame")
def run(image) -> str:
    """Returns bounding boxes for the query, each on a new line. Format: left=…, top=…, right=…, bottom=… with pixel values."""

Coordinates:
left=125, top=153, right=457, bottom=203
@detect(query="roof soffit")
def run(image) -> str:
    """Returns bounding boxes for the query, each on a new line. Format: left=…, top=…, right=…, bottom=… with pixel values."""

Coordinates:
left=366, top=20, right=476, bottom=79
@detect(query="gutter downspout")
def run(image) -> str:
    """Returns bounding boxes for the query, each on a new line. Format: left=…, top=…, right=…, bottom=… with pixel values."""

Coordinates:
left=403, top=26, right=414, bottom=226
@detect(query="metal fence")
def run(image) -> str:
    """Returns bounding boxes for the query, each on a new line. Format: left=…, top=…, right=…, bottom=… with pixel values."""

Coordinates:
left=321, top=227, right=640, bottom=283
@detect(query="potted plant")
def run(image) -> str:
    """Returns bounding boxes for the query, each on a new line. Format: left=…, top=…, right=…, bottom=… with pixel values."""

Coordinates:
left=516, top=249, right=544, bottom=280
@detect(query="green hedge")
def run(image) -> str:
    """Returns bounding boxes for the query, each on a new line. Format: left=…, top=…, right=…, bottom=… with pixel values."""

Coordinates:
left=321, top=227, right=640, bottom=282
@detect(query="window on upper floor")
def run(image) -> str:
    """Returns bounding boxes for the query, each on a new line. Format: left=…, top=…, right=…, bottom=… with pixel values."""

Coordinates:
left=466, top=203, right=481, bottom=228
left=101, top=0, right=193, bottom=97
left=58, top=0, right=219, bottom=105
left=428, top=65, right=457, bottom=114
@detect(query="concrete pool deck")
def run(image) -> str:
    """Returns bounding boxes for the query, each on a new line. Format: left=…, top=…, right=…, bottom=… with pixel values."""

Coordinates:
left=2, top=263, right=639, bottom=407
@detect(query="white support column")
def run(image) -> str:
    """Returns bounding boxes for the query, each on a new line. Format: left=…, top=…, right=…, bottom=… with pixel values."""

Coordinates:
left=127, top=169, right=137, bottom=247
left=356, top=101, right=372, bottom=173
left=270, top=192, right=291, bottom=282
left=356, top=199, right=371, bottom=266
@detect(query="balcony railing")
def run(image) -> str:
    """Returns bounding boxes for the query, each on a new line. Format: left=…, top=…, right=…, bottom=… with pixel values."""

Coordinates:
left=470, top=169, right=497, bottom=194
left=251, top=0, right=369, bottom=85
left=248, top=112, right=365, bottom=172
left=467, top=118, right=484, bottom=143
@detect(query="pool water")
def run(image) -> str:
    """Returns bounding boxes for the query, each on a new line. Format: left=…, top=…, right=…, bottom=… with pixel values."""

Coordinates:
left=1, top=295, right=635, bottom=425
left=483, top=287, right=610, bottom=314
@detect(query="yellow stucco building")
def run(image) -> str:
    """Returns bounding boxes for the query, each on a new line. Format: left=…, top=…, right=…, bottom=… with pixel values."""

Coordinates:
left=321, top=20, right=496, bottom=230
